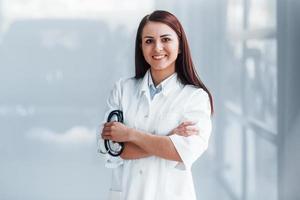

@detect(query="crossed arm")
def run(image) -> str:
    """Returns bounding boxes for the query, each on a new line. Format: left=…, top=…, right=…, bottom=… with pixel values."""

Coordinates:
left=101, top=121, right=198, bottom=161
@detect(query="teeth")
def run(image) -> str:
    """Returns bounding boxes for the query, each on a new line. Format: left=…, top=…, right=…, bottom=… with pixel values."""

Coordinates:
left=153, top=55, right=165, bottom=60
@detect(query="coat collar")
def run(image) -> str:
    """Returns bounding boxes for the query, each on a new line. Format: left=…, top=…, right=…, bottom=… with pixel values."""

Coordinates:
left=138, top=69, right=182, bottom=98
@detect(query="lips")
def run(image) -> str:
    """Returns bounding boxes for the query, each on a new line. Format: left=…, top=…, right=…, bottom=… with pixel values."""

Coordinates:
left=152, top=55, right=166, bottom=60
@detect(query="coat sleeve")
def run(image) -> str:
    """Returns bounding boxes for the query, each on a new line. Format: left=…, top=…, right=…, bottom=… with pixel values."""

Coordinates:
left=97, top=79, right=124, bottom=168
left=169, top=88, right=212, bottom=170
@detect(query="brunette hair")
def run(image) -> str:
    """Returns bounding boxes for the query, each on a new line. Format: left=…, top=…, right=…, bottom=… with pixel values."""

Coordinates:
left=134, top=10, right=214, bottom=114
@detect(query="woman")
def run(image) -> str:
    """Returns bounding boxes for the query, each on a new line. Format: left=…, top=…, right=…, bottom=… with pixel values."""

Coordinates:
left=99, top=10, right=213, bottom=200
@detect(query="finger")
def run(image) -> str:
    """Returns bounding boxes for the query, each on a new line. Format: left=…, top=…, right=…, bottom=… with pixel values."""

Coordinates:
left=177, top=121, right=194, bottom=129
left=177, top=130, right=198, bottom=137
left=181, top=121, right=196, bottom=126
left=102, top=135, right=112, bottom=140
left=185, top=126, right=199, bottom=132
left=104, top=121, right=117, bottom=127
left=185, top=130, right=198, bottom=136
left=101, top=132, right=111, bottom=138
left=102, top=128, right=113, bottom=135
left=102, top=127, right=112, bottom=132
left=174, top=127, right=184, bottom=134
left=173, top=128, right=187, bottom=136
left=101, top=132, right=106, bottom=138
left=175, top=127, right=199, bottom=136
left=180, top=126, right=190, bottom=132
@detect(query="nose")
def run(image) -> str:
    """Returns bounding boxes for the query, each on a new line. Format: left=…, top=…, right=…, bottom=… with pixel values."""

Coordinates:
left=154, top=41, right=163, bottom=52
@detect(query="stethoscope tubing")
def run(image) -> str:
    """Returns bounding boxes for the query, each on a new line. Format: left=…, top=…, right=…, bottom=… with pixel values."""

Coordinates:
left=104, top=110, right=124, bottom=156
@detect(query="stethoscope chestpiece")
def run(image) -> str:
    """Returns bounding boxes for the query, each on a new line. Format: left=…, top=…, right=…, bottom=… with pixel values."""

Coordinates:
left=104, top=110, right=124, bottom=157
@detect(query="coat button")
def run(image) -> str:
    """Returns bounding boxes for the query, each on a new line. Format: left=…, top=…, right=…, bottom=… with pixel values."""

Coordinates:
left=144, top=114, right=149, bottom=118
left=139, top=170, right=143, bottom=175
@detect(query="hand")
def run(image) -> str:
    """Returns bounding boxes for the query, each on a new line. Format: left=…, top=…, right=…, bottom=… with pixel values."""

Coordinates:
left=168, top=121, right=199, bottom=137
left=101, top=121, right=130, bottom=142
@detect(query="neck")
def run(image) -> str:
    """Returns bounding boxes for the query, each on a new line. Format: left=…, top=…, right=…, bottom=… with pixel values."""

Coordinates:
left=150, top=66, right=175, bottom=87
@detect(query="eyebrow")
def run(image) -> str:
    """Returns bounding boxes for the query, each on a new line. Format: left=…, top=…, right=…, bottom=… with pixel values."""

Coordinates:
left=143, top=34, right=172, bottom=39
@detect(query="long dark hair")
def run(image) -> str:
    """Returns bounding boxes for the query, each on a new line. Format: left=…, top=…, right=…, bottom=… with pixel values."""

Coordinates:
left=135, top=10, right=214, bottom=114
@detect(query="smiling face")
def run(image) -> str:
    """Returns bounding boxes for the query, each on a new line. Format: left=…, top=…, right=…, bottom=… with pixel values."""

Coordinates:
left=141, top=22, right=180, bottom=76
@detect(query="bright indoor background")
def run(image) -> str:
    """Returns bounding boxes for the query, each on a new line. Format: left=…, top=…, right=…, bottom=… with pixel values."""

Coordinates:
left=0, top=0, right=299, bottom=200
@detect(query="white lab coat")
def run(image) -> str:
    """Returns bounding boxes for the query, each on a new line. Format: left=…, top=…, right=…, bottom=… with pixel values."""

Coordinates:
left=98, top=70, right=212, bottom=200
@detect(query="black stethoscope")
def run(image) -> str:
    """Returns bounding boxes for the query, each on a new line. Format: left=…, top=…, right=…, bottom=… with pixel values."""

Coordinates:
left=101, top=110, right=125, bottom=157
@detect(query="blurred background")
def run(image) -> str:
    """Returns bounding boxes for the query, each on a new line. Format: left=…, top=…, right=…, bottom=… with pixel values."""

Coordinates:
left=0, top=0, right=299, bottom=200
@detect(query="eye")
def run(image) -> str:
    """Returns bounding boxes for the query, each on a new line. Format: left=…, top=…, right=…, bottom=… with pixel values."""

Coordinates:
left=145, top=39, right=153, bottom=44
left=161, top=37, right=171, bottom=42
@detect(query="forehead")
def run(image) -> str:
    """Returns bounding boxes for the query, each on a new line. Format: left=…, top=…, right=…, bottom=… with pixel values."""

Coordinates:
left=142, top=21, right=177, bottom=37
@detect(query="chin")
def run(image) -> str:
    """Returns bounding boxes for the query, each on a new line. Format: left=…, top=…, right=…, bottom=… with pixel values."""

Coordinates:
left=149, top=61, right=175, bottom=72
left=151, top=66, right=168, bottom=71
